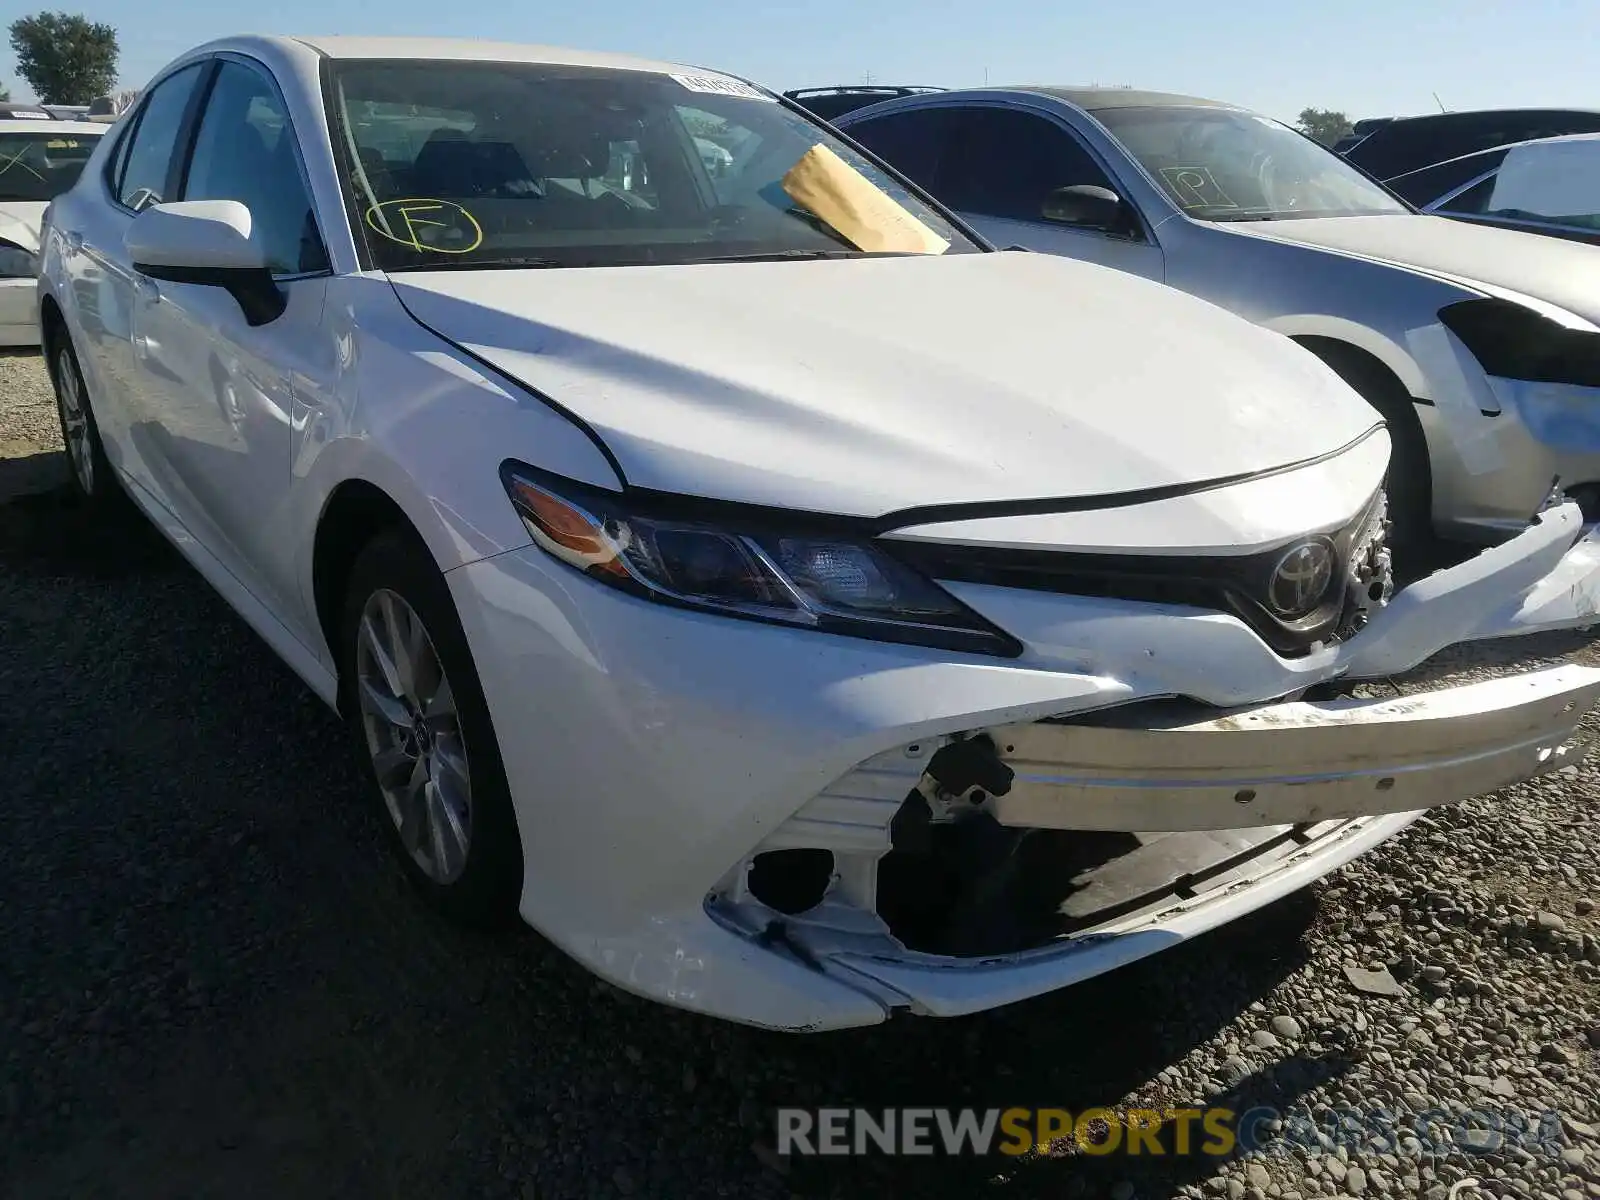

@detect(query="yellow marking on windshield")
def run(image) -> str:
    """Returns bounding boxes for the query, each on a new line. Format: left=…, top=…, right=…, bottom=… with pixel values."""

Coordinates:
left=364, top=198, right=483, bottom=253
left=1159, top=165, right=1237, bottom=211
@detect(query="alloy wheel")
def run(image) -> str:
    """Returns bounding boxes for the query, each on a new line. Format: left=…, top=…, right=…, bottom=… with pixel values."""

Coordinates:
left=354, top=587, right=473, bottom=885
left=55, top=347, right=94, bottom=494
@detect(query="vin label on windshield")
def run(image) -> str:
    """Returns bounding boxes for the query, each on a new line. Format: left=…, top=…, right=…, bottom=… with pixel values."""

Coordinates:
left=669, top=73, right=775, bottom=101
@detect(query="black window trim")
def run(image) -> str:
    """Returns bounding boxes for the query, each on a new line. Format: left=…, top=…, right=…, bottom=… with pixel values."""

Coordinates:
left=1424, top=164, right=1502, bottom=212
left=177, top=50, right=334, bottom=282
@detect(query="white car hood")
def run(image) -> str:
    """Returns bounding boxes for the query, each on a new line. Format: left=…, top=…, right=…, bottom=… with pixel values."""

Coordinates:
left=390, top=251, right=1379, bottom=516
left=0, top=201, right=46, bottom=253
left=1231, top=214, right=1600, bottom=326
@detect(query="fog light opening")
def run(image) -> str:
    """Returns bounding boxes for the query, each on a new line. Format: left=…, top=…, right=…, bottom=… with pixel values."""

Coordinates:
left=746, top=849, right=834, bottom=915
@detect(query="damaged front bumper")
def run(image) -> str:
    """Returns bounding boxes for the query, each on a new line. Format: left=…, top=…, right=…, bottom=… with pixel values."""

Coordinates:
left=991, top=665, right=1600, bottom=832
left=713, top=663, right=1599, bottom=1019
left=451, top=500, right=1600, bottom=1032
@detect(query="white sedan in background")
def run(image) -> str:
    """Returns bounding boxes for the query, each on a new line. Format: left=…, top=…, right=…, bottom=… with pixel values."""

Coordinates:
left=34, top=35, right=1600, bottom=1031
left=0, top=117, right=103, bottom=344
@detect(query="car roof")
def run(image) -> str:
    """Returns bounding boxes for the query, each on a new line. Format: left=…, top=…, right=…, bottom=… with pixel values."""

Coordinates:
left=1010, top=86, right=1245, bottom=112
left=1370, top=106, right=1600, bottom=128
left=0, top=118, right=107, bottom=136
left=835, top=84, right=1250, bottom=117
left=195, top=33, right=710, bottom=80
left=786, top=85, right=943, bottom=98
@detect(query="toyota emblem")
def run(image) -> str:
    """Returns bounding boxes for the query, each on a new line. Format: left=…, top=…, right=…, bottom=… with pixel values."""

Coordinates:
left=1267, top=540, right=1335, bottom=618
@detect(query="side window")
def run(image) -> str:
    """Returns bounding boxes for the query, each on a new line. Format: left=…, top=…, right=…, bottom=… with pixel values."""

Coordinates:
left=182, top=60, right=329, bottom=275
left=938, top=108, right=1115, bottom=222
left=116, top=63, right=206, bottom=210
left=845, top=109, right=950, bottom=191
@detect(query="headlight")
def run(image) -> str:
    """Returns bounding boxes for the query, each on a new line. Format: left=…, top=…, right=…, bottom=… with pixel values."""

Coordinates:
left=501, top=464, right=1020, bottom=657
left=1439, top=298, right=1600, bottom=387
left=0, top=241, right=39, bottom=279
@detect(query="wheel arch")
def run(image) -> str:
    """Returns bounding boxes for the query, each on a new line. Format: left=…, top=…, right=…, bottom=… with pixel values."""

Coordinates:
left=1263, top=313, right=1431, bottom=401
left=1289, top=333, right=1437, bottom=539
left=311, top=477, right=427, bottom=709
left=38, top=292, right=66, bottom=356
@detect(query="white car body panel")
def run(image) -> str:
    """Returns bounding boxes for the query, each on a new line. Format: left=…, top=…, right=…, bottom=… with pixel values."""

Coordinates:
left=33, top=36, right=1600, bottom=1031
left=392, top=252, right=1379, bottom=514
left=885, top=432, right=1391, bottom=556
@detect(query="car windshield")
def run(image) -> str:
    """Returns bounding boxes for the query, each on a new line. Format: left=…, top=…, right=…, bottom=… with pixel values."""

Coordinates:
left=1093, top=106, right=1409, bottom=221
left=325, top=60, right=980, bottom=270
left=0, top=129, right=101, bottom=202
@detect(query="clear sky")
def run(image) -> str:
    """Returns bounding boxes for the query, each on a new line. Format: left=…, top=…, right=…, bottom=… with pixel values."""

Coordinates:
left=3, top=0, right=1597, bottom=125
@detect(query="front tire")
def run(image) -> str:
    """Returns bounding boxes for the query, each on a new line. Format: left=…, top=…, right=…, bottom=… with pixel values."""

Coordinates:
left=339, top=528, right=523, bottom=926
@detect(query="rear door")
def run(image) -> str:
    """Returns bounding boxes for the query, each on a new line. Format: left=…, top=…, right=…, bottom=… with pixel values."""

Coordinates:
left=59, top=62, right=208, bottom=495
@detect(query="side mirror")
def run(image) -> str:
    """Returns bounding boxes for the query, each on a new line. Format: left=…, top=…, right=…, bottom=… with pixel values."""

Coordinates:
left=125, top=200, right=286, bottom=326
left=1041, top=184, right=1127, bottom=231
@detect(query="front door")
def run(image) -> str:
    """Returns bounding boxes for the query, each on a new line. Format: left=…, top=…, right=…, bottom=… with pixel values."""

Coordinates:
left=124, top=57, right=337, bottom=625
left=936, top=106, right=1165, bottom=282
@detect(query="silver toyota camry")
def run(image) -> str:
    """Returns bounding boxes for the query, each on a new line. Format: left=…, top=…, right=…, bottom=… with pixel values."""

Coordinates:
left=836, top=88, right=1600, bottom=549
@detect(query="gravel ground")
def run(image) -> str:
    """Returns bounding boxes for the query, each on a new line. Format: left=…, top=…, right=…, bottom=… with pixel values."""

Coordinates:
left=2, top=348, right=1598, bottom=1200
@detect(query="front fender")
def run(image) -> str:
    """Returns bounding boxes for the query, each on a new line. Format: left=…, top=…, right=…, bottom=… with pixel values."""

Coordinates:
left=1165, top=222, right=1490, bottom=407
left=290, top=276, right=624, bottom=650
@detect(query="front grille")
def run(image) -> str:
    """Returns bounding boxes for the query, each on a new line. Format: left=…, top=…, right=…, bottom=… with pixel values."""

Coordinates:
left=887, top=490, right=1393, bottom=658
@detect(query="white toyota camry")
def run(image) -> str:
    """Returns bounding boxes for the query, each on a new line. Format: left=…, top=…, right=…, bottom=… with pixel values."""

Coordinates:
left=36, top=35, right=1600, bottom=1031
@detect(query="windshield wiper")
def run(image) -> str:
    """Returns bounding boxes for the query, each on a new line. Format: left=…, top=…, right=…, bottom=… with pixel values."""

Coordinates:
left=683, top=249, right=895, bottom=264
left=386, top=256, right=570, bottom=272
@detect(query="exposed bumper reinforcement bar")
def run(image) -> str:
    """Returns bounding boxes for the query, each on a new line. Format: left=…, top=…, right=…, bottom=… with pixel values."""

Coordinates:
left=983, top=664, right=1600, bottom=832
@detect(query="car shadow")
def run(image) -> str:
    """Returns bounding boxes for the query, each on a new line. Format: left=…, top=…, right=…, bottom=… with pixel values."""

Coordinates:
left=0, top=477, right=177, bottom=575
left=0, top=447, right=69, bottom=501
left=667, top=887, right=1341, bottom=1198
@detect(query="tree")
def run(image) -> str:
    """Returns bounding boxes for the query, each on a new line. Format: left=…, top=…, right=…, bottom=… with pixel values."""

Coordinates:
left=1295, top=108, right=1354, bottom=147
left=8, top=12, right=117, bottom=105
left=0, top=82, right=9, bottom=102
